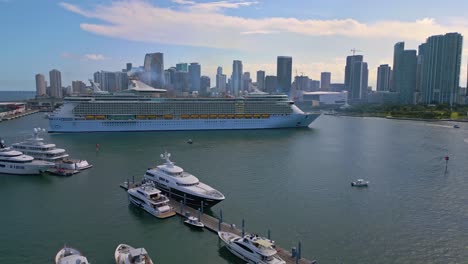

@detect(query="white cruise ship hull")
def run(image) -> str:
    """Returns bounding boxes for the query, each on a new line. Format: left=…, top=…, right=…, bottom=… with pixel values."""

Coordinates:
left=48, top=114, right=320, bottom=133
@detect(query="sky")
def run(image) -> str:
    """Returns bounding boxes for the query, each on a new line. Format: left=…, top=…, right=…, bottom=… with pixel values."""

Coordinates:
left=1, top=0, right=468, bottom=91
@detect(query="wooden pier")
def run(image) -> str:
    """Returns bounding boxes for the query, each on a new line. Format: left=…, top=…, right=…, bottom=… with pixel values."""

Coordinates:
left=0, top=110, right=39, bottom=122
left=120, top=181, right=316, bottom=264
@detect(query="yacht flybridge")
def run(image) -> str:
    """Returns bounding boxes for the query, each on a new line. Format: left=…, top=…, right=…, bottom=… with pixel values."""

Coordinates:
left=143, top=152, right=225, bottom=208
left=127, top=182, right=175, bottom=219
left=218, top=232, right=286, bottom=264
left=0, top=138, right=54, bottom=175
left=11, top=128, right=91, bottom=171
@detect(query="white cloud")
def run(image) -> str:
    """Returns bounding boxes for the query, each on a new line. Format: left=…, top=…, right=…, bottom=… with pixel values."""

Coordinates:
left=83, top=54, right=107, bottom=61
left=172, top=0, right=259, bottom=12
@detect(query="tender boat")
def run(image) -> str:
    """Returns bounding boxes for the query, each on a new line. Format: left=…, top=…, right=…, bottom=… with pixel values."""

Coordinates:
left=454, top=124, right=460, bottom=128
left=0, top=138, right=54, bottom=175
left=55, top=246, right=89, bottom=264
left=187, top=139, right=193, bottom=144
left=218, top=232, right=285, bottom=264
left=351, top=179, right=369, bottom=187
left=11, top=128, right=92, bottom=171
left=127, top=182, right=176, bottom=219
left=115, top=244, right=153, bottom=264
left=143, top=152, right=225, bottom=208
left=184, top=216, right=204, bottom=228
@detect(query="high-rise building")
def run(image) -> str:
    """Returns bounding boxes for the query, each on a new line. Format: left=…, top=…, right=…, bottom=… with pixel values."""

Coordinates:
left=320, top=72, right=331, bottom=90
left=216, top=67, right=226, bottom=93
left=398, top=50, right=417, bottom=104
left=144, top=52, right=165, bottom=88
left=277, top=56, right=292, bottom=94
left=294, top=76, right=310, bottom=91
left=376, top=64, right=392, bottom=92
left=243, top=72, right=251, bottom=92
left=265, top=75, right=278, bottom=93
left=416, top=44, right=426, bottom=96
left=200, top=76, right=210, bottom=95
left=115, top=72, right=129, bottom=91
left=174, top=71, right=190, bottom=93
left=392, top=42, right=405, bottom=92
left=49, top=69, right=62, bottom=98
left=72, top=80, right=87, bottom=94
left=345, top=55, right=368, bottom=101
left=126, top=63, right=132, bottom=72
left=165, top=67, right=177, bottom=87
left=93, top=71, right=100, bottom=84
left=256, top=70, right=265, bottom=91
left=330, top=83, right=345, bottom=92
left=421, top=33, right=463, bottom=105
left=176, top=63, right=188, bottom=72
left=188, top=63, right=201, bottom=91
left=309, top=80, right=320, bottom=91
left=231, top=60, right=243, bottom=95
left=35, top=74, right=46, bottom=96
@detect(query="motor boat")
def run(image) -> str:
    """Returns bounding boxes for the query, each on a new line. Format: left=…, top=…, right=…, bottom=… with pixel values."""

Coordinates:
left=143, top=152, right=225, bottom=208
left=115, top=244, right=153, bottom=264
left=127, top=182, right=176, bottom=219
left=218, top=232, right=285, bottom=264
left=454, top=124, right=460, bottom=128
left=351, top=179, right=369, bottom=187
left=0, top=138, right=54, bottom=175
left=55, top=246, right=89, bottom=264
left=11, top=128, right=92, bottom=171
left=184, top=216, right=204, bottom=228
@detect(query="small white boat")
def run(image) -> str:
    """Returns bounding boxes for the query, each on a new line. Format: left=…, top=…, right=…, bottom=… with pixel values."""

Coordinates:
left=454, top=124, right=460, bottom=128
left=55, top=246, right=89, bottom=264
left=187, top=139, right=193, bottom=144
left=115, top=244, right=153, bottom=264
left=184, top=216, right=204, bottom=228
left=127, top=182, right=176, bottom=219
left=218, top=231, right=285, bottom=264
left=351, top=179, right=369, bottom=187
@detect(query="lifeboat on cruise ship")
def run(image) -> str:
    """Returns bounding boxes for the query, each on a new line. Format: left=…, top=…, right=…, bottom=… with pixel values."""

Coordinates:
left=181, top=114, right=190, bottom=119
left=147, top=115, right=157, bottom=119
left=136, top=115, right=147, bottom=120
left=254, top=114, right=261, bottom=118
left=163, top=114, right=173, bottom=119
left=200, top=114, right=208, bottom=119
left=227, top=114, right=235, bottom=119
left=262, top=114, right=270, bottom=118
left=95, top=115, right=106, bottom=120
left=85, top=115, right=95, bottom=120
left=209, top=114, right=217, bottom=119
left=218, top=114, right=226, bottom=118
left=236, top=114, right=245, bottom=119
left=190, top=114, right=199, bottom=119
left=244, top=114, right=252, bottom=119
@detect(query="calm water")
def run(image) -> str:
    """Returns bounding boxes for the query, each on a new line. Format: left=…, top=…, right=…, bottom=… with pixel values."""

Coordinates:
left=0, top=91, right=36, bottom=101
left=1, top=114, right=468, bottom=264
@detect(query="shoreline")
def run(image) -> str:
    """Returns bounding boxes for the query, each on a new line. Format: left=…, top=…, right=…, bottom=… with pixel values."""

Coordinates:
left=325, top=113, right=468, bottom=123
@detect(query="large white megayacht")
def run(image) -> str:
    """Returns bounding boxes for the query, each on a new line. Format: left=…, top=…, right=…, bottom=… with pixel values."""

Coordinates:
left=0, top=138, right=54, bottom=175
left=218, top=231, right=286, bottom=264
left=144, top=152, right=225, bottom=208
left=48, top=83, right=320, bottom=132
left=11, top=128, right=91, bottom=171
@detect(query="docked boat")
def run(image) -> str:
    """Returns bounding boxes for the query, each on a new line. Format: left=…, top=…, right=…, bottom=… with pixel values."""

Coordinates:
left=454, top=124, right=460, bottom=128
left=55, top=246, right=89, bottom=264
left=11, top=128, right=91, bottom=171
left=0, top=138, right=54, bottom=175
left=143, top=152, right=225, bottom=208
left=115, top=244, right=154, bottom=264
left=218, top=232, right=285, bottom=264
left=127, top=182, right=176, bottom=219
left=184, top=216, right=204, bottom=228
left=351, top=179, right=369, bottom=187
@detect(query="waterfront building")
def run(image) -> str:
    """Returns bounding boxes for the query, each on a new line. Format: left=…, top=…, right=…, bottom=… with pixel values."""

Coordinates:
left=377, top=64, right=392, bottom=92
left=391, top=42, right=405, bottom=92
left=265, top=75, right=278, bottom=93
left=243, top=72, right=251, bottom=92
left=301, top=91, right=348, bottom=106
left=256, top=70, right=265, bottom=91
left=320, top=72, right=331, bottom=90
left=49, top=69, right=62, bottom=98
left=189, top=63, right=201, bottom=91
left=72, top=80, right=87, bottom=94
left=294, top=76, right=310, bottom=91
left=200, top=76, right=210, bottom=95
left=330, top=83, right=345, bottom=92
left=176, top=63, right=188, bottom=72
left=93, top=71, right=100, bottom=84
left=216, top=67, right=226, bottom=93
left=174, top=71, right=190, bottom=93
left=309, top=80, right=320, bottom=91
left=421, top=33, right=463, bottom=105
left=144, top=52, right=165, bottom=88
left=368, top=91, right=400, bottom=104
left=231, top=60, right=243, bottom=95
left=344, top=55, right=368, bottom=101
left=126, top=63, right=132, bottom=72
left=398, top=50, right=417, bottom=104
left=277, top=56, right=292, bottom=94
left=35, top=74, right=46, bottom=96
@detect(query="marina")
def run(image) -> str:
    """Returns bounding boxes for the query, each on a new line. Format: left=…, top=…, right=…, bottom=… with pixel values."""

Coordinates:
left=1, top=113, right=468, bottom=263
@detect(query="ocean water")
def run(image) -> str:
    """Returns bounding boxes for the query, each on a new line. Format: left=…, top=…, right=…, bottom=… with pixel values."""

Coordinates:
left=1, top=114, right=468, bottom=263
left=0, top=91, right=36, bottom=102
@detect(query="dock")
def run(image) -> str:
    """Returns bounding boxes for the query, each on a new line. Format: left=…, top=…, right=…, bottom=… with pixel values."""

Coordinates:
left=120, top=181, right=316, bottom=264
left=46, top=168, right=79, bottom=176
left=0, top=110, right=40, bottom=122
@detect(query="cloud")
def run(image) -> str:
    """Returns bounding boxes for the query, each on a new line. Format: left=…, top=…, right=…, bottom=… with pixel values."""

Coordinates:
left=60, top=52, right=75, bottom=59
left=59, top=1, right=468, bottom=51
left=83, top=54, right=107, bottom=61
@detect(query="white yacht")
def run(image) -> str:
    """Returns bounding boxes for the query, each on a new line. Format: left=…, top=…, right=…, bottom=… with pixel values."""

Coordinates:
left=0, top=139, right=54, bottom=175
left=143, top=152, right=225, bottom=208
left=11, top=128, right=91, bottom=171
left=184, top=216, right=204, bottom=228
left=127, top=182, right=176, bottom=219
left=218, top=232, right=286, bottom=264
left=55, top=246, right=89, bottom=264
left=115, top=243, right=154, bottom=264
left=351, top=179, right=369, bottom=187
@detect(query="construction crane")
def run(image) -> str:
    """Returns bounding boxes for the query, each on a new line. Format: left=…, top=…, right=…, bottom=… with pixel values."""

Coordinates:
left=350, top=48, right=362, bottom=56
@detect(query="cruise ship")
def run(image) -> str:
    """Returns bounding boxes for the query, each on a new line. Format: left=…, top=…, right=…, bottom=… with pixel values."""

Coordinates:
left=48, top=91, right=320, bottom=132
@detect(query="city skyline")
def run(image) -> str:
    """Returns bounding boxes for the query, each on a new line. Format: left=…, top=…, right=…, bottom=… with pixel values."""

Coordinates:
left=1, top=0, right=468, bottom=91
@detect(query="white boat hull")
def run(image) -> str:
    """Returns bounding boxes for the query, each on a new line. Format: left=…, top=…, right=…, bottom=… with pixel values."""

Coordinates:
left=0, top=161, right=54, bottom=175
left=128, top=194, right=175, bottom=219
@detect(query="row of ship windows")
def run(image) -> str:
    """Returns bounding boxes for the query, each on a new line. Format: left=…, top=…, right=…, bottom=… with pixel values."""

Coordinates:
left=99, top=120, right=276, bottom=126
left=0, top=164, right=25, bottom=169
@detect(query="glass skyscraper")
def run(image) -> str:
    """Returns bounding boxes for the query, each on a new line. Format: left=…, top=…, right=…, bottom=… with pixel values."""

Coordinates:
left=277, top=56, right=292, bottom=94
